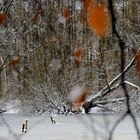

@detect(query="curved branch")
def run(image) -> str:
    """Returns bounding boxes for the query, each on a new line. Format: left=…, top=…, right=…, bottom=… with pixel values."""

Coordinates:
left=88, top=56, right=135, bottom=102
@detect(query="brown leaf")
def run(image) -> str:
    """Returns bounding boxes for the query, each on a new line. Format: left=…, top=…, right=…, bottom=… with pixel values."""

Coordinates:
left=87, top=4, right=110, bottom=37
left=74, top=48, right=83, bottom=66
left=11, top=56, right=20, bottom=69
left=83, top=0, right=94, bottom=10
left=63, top=7, right=72, bottom=19
left=74, top=48, right=83, bottom=58
left=75, top=59, right=81, bottom=66
left=72, top=87, right=88, bottom=112
left=0, top=12, right=6, bottom=25
left=32, top=8, right=44, bottom=23
left=136, top=50, right=140, bottom=74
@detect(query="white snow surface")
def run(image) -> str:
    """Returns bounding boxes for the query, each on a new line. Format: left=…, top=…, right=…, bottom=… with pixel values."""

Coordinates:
left=49, top=59, right=62, bottom=71
left=2, top=99, right=21, bottom=114
left=0, top=114, right=139, bottom=140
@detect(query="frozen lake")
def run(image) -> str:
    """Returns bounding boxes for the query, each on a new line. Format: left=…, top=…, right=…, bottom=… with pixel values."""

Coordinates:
left=0, top=114, right=140, bottom=140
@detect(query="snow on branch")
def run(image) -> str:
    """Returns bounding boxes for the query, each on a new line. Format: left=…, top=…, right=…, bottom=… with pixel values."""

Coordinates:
left=0, top=56, right=7, bottom=72
left=88, top=56, right=135, bottom=102
left=123, top=81, right=140, bottom=90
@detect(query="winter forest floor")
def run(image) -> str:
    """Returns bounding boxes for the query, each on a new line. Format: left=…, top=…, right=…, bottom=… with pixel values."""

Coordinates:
left=0, top=89, right=140, bottom=140
left=0, top=114, right=140, bottom=140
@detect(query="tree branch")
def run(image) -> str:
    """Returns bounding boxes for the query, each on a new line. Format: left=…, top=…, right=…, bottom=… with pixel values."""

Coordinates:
left=88, top=56, right=135, bottom=102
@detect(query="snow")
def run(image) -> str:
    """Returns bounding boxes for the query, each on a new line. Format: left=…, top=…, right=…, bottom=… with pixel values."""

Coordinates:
left=58, top=15, right=66, bottom=24
left=89, top=107, right=102, bottom=113
left=0, top=114, right=139, bottom=140
left=75, top=1, right=82, bottom=10
left=49, top=59, right=62, bottom=71
left=2, top=100, right=21, bottom=114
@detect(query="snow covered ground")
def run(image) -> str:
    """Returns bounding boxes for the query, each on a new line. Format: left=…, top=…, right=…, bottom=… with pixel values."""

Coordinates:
left=0, top=114, right=140, bottom=140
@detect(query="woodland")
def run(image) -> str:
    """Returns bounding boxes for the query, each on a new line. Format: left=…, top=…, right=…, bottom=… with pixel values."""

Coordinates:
left=0, top=0, right=140, bottom=115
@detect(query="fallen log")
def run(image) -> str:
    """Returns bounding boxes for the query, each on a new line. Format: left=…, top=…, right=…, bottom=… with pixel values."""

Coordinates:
left=0, top=109, right=7, bottom=113
left=83, top=97, right=126, bottom=113
left=89, top=56, right=135, bottom=102
left=83, top=56, right=135, bottom=113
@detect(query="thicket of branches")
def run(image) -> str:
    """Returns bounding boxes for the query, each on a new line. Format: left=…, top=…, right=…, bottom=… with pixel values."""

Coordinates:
left=0, top=0, right=140, bottom=114
left=0, top=0, right=140, bottom=140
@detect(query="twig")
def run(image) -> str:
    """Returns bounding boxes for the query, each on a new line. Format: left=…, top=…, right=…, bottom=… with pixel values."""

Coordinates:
left=123, top=81, right=140, bottom=90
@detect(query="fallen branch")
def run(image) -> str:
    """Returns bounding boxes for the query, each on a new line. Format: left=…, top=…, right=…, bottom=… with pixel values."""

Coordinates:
left=88, top=56, right=135, bottom=102
left=96, top=104, right=116, bottom=112
left=94, top=97, right=126, bottom=105
left=0, top=56, right=9, bottom=72
left=83, top=56, right=135, bottom=113
left=123, top=81, right=140, bottom=90
left=0, top=109, right=7, bottom=113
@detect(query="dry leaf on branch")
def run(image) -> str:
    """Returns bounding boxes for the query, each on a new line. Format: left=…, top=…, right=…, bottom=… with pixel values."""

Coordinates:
left=136, top=50, right=140, bottom=75
left=63, top=7, right=72, bottom=19
left=87, top=4, right=110, bottom=37
left=74, top=48, right=83, bottom=66
left=0, top=12, right=6, bottom=25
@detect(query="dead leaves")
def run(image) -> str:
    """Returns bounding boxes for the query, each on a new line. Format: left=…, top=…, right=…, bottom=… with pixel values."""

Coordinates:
left=63, top=7, right=72, bottom=20
left=87, top=4, right=110, bottom=37
left=82, top=0, right=111, bottom=37
left=32, top=8, right=44, bottom=23
left=69, top=86, right=88, bottom=112
left=83, top=0, right=93, bottom=10
left=74, top=48, right=83, bottom=66
left=136, top=50, right=140, bottom=75
left=10, top=56, right=20, bottom=70
left=0, top=12, right=6, bottom=25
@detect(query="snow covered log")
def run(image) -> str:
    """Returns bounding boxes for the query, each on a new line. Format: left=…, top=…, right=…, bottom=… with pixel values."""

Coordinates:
left=83, top=56, right=136, bottom=113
